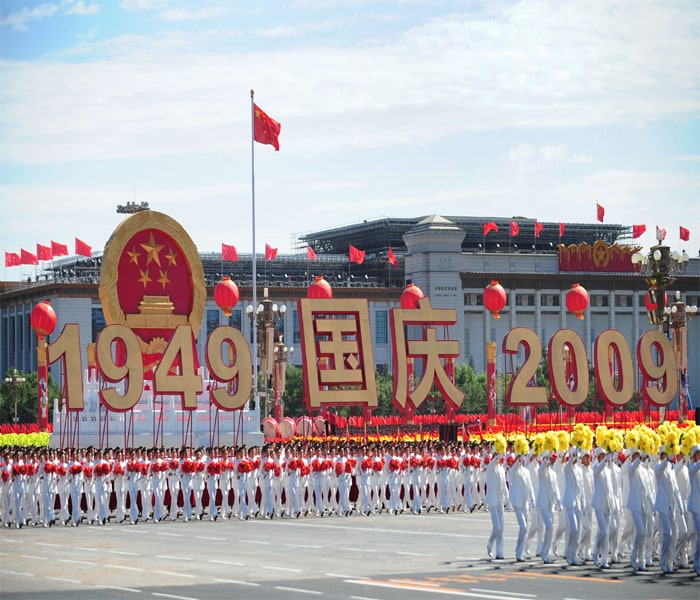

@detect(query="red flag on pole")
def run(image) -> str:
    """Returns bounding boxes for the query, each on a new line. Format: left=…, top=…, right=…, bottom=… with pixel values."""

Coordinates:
left=534, top=221, right=543, bottom=238
left=596, top=203, right=605, bottom=222
left=483, top=222, right=498, bottom=236
left=222, top=243, right=238, bottom=261
left=632, top=224, right=646, bottom=239
left=559, top=222, right=566, bottom=238
left=5, top=252, right=20, bottom=267
left=307, top=246, right=317, bottom=260
left=37, top=243, right=52, bottom=261
left=253, top=103, right=281, bottom=151
left=51, top=240, right=69, bottom=256
left=656, top=226, right=667, bottom=241
left=349, top=244, right=365, bottom=265
left=75, top=238, right=92, bottom=257
left=265, top=243, right=278, bottom=261
left=21, top=248, right=38, bottom=265
left=510, top=221, right=520, bottom=237
left=680, top=226, right=690, bottom=241
left=388, top=247, right=398, bottom=267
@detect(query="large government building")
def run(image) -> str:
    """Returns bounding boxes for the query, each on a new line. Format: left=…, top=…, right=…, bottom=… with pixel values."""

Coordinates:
left=2, top=214, right=699, bottom=416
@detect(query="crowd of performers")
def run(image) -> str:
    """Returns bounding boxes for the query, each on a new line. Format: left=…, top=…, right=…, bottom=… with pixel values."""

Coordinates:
left=1, top=421, right=699, bottom=576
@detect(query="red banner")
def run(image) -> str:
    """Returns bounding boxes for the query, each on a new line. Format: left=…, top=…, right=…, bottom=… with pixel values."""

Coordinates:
left=558, top=241, right=640, bottom=273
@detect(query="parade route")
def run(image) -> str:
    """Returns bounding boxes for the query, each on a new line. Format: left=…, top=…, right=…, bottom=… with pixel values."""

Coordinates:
left=1, top=509, right=696, bottom=600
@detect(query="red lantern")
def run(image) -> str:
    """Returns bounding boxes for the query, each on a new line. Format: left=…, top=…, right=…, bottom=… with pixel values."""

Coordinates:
left=483, top=280, right=507, bottom=319
left=30, top=300, right=57, bottom=338
left=307, top=275, right=333, bottom=299
left=566, top=283, right=589, bottom=320
left=400, top=280, right=425, bottom=309
left=213, top=276, right=240, bottom=317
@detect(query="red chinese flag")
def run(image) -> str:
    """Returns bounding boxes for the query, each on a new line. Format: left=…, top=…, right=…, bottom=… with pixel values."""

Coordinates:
left=534, top=221, right=543, bottom=238
left=21, top=248, right=38, bottom=265
left=265, top=243, right=277, bottom=261
left=483, top=221, right=498, bottom=236
left=388, top=246, right=398, bottom=267
left=253, top=103, right=281, bottom=151
left=75, top=237, right=92, bottom=257
left=51, top=240, right=69, bottom=256
left=656, top=226, right=667, bottom=241
left=596, top=203, right=605, bottom=223
left=632, top=224, right=646, bottom=239
left=559, top=222, right=566, bottom=238
left=37, top=243, right=52, bottom=261
left=222, top=243, right=238, bottom=261
left=349, top=244, right=365, bottom=265
left=510, top=221, right=520, bottom=237
left=307, top=246, right=317, bottom=260
left=680, top=226, right=690, bottom=242
left=5, top=252, right=20, bottom=267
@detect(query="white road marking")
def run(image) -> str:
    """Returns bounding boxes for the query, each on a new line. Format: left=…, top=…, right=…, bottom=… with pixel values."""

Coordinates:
left=152, top=593, right=199, bottom=600
left=213, top=578, right=259, bottom=586
left=153, top=570, right=195, bottom=578
left=105, top=564, right=142, bottom=571
left=58, top=559, right=96, bottom=566
left=19, top=554, right=48, bottom=560
left=156, top=555, right=194, bottom=561
left=95, top=585, right=142, bottom=594
left=471, top=590, right=537, bottom=598
left=208, top=559, right=245, bottom=566
left=47, top=576, right=83, bottom=584
left=110, top=550, right=142, bottom=556
left=275, top=585, right=322, bottom=595
left=262, top=565, right=303, bottom=572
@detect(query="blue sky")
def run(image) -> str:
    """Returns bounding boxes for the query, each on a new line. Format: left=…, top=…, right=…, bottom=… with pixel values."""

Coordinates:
left=1, top=0, right=699, bottom=279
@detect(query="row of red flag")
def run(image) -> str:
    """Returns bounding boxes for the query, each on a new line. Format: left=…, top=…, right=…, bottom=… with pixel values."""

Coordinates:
left=221, top=243, right=399, bottom=267
left=484, top=217, right=690, bottom=242
left=5, top=238, right=92, bottom=268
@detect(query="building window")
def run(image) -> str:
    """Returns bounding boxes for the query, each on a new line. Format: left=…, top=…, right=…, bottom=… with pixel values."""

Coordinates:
left=92, top=307, right=106, bottom=343
left=592, top=295, right=609, bottom=307
left=207, top=309, right=219, bottom=337
left=516, top=294, right=534, bottom=306
left=465, top=293, right=483, bottom=306
left=375, top=310, right=388, bottom=344
left=228, top=309, right=242, bottom=331
left=292, top=310, right=300, bottom=345
left=615, top=295, right=632, bottom=307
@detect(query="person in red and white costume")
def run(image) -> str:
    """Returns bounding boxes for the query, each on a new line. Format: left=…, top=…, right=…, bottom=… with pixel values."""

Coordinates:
left=93, top=448, right=111, bottom=525
left=166, top=450, right=181, bottom=521
left=687, top=444, right=700, bottom=576
left=112, top=449, right=127, bottom=523
left=204, top=447, right=221, bottom=521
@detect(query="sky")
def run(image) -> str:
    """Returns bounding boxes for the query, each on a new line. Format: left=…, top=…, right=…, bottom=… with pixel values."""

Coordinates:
left=1, top=0, right=699, bottom=280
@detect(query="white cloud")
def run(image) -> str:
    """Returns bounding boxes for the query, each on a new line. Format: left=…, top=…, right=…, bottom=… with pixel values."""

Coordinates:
left=158, top=6, right=232, bottom=21
left=66, top=1, right=99, bottom=16
left=673, top=155, right=700, bottom=162
left=0, top=2, right=60, bottom=31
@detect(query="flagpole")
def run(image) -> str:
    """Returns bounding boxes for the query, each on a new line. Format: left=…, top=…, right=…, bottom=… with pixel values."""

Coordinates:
left=251, top=89, right=259, bottom=422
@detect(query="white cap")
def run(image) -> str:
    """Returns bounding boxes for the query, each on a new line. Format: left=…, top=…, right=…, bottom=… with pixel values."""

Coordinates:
left=594, top=447, right=606, bottom=458
left=659, top=445, right=667, bottom=455
left=691, top=444, right=700, bottom=455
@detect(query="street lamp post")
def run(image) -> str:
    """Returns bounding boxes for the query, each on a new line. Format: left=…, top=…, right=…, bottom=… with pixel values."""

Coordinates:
left=667, top=291, right=698, bottom=422
left=273, top=338, right=294, bottom=421
left=4, top=368, right=26, bottom=424
left=632, top=228, right=693, bottom=420
left=246, top=288, right=286, bottom=419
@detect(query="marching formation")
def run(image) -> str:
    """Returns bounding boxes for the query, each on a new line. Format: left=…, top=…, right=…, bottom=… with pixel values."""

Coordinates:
left=1, top=421, right=699, bottom=577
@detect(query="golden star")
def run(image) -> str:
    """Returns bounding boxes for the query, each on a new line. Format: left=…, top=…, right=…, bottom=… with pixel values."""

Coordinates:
left=127, top=246, right=140, bottom=265
left=157, top=269, right=170, bottom=289
left=165, top=248, right=178, bottom=266
left=140, top=233, right=164, bottom=267
left=138, top=268, right=152, bottom=288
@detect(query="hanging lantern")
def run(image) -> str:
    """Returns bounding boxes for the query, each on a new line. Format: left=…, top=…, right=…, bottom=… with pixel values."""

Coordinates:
left=213, top=276, right=240, bottom=317
left=30, top=300, right=57, bottom=338
left=483, top=280, right=507, bottom=319
left=400, top=280, right=425, bottom=309
left=307, top=274, right=333, bottom=299
left=566, top=283, right=589, bottom=320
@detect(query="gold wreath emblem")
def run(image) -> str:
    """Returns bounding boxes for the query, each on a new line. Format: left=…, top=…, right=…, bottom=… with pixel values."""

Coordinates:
left=592, top=240, right=610, bottom=269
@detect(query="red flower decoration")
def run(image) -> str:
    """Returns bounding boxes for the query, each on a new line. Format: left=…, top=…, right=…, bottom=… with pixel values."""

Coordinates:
left=1, top=470, right=9, bottom=482
left=335, top=462, right=344, bottom=476
left=372, top=459, right=384, bottom=472
left=113, top=463, right=125, bottom=476
left=69, top=463, right=82, bottom=475
left=388, top=458, right=401, bottom=472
